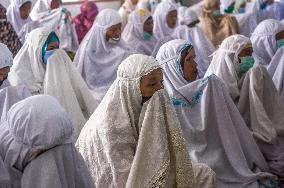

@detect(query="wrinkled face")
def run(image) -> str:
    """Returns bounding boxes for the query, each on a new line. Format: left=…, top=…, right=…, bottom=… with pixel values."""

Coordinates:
left=238, top=45, right=253, bottom=60
left=0, top=66, right=10, bottom=81
left=166, top=10, right=177, bottom=29
left=275, top=30, right=284, bottom=41
left=106, top=23, right=122, bottom=41
left=19, top=2, right=32, bottom=20
left=140, top=68, right=164, bottom=98
left=143, top=16, right=154, bottom=35
left=181, top=47, right=198, bottom=82
left=50, top=0, right=62, bottom=10
left=212, top=2, right=220, bottom=11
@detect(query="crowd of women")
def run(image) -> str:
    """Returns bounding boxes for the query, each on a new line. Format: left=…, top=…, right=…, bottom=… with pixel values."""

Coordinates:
left=1, top=0, right=284, bottom=187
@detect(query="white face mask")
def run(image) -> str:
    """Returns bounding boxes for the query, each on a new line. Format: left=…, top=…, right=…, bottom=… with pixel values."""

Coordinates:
left=108, top=37, right=120, bottom=44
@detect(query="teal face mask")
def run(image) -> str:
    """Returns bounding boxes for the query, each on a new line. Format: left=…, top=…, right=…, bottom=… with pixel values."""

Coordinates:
left=276, top=39, right=284, bottom=49
left=212, top=10, right=221, bottom=17
left=143, top=31, right=152, bottom=41
left=224, top=6, right=234, bottom=14
left=240, top=56, right=255, bottom=75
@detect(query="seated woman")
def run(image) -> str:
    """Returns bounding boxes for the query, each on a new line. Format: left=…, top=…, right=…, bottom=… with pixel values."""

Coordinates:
left=0, top=43, right=13, bottom=89
left=0, top=95, right=95, bottom=188
left=251, top=19, right=284, bottom=65
left=74, top=9, right=134, bottom=107
left=153, top=1, right=178, bottom=40
left=174, top=7, right=215, bottom=78
left=8, top=27, right=95, bottom=140
left=156, top=39, right=275, bottom=187
left=73, top=1, right=98, bottom=44
left=30, top=0, right=79, bottom=53
left=205, top=34, right=284, bottom=177
left=6, top=0, right=33, bottom=41
left=122, top=9, right=161, bottom=56
left=198, top=0, right=239, bottom=47
left=0, top=4, right=22, bottom=56
left=76, top=54, right=216, bottom=188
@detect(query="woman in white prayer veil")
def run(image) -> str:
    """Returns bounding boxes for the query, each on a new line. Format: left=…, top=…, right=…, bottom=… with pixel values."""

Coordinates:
left=122, top=9, right=161, bottom=56
left=174, top=7, right=215, bottom=78
left=74, top=9, right=134, bottom=106
left=30, top=0, right=79, bottom=53
left=8, top=27, right=96, bottom=140
left=205, top=34, right=284, bottom=177
left=267, top=46, right=284, bottom=101
left=0, top=95, right=95, bottom=188
left=76, top=54, right=217, bottom=188
left=251, top=19, right=284, bottom=65
left=0, top=43, right=13, bottom=89
left=153, top=1, right=178, bottom=40
left=6, top=0, right=32, bottom=37
left=156, top=39, right=276, bottom=188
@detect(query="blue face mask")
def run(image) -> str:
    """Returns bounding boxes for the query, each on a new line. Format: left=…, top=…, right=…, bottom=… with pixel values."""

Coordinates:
left=43, top=50, right=56, bottom=64
left=240, top=56, right=255, bottom=75
left=276, top=39, right=284, bottom=49
left=143, top=31, right=152, bottom=41
left=212, top=10, right=221, bottom=17
left=239, top=7, right=245, bottom=13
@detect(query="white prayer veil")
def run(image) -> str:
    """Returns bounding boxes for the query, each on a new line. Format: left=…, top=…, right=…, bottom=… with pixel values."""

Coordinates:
left=76, top=54, right=161, bottom=187
left=0, top=95, right=73, bottom=187
left=204, top=34, right=251, bottom=100
left=122, top=8, right=159, bottom=56
left=6, top=0, right=32, bottom=35
left=0, top=86, right=31, bottom=122
left=251, top=19, right=284, bottom=65
left=156, top=39, right=273, bottom=188
left=8, top=27, right=49, bottom=94
left=153, top=1, right=178, bottom=39
left=74, top=9, right=134, bottom=105
left=30, top=0, right=52, bottom=20
left=178, top=7, right=198, bottom=25
left=0, top=43, right=13, bottom=89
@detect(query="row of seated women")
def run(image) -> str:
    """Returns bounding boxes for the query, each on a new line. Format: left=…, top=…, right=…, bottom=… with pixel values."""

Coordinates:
left=1, top=0, right=284, bottom=187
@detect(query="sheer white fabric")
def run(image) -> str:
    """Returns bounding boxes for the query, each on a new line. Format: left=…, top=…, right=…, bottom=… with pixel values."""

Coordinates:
left=178, top=6, right=198, bottom=25
left=6, top=0, right=32, bottom=35
left=156, top=39, right=273, bottom=187
left=118, top=0, right=136, bottom=29
left=220, top=0, right=235, bottom=12
left=76, top=54, right=199, bottom=188
left=251, top=19, right=284, bottom=65
left=8, top=27, right=96, bottom=140
left=122, top=9, right=159, bottom=56
left=74, top=9, right=134, bottom=106
left=153, top=1, right=178, bottom=39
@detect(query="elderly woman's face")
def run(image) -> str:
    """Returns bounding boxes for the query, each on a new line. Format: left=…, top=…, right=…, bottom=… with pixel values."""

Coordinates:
left=106, top=23, right=122, bottom=41
left=50, top=0, right=62, bottom=9
left=0, top=66, right=10, bottom=81
left=166, top=10, right=177, bottom=29
left=181, top=47, right=198, bottom=82
left=140, top=68, right=163, bottom=98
